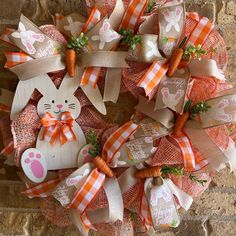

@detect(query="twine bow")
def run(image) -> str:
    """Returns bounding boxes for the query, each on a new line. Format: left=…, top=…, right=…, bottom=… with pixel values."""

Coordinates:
left=41, top=111, right=76, bottom=145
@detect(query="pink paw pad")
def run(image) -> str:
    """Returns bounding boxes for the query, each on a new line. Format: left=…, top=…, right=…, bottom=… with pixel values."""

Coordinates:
left=21, top=148, right=47, bottom=183
left=77, top=144, right=93, bottom=166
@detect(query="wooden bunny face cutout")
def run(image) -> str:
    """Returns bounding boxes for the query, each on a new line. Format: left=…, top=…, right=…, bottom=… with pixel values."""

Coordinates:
left=37, top=75, right=81, bottom=119
left=21, top=72, right=86, bottom=183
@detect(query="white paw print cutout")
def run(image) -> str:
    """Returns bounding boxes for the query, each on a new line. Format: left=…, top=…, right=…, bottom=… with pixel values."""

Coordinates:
left=77, top=144, right=94, bottom=167
left=11, top=22, right=45, bottom=54
left=91, top=19, right=120, bottom=49
left=64, top=16, right=83, bottom=36
left=146, top=41, right=161, bottom=58
left=21, top=148, right=47, bottom=183
left=162, top=7, right=183, bottom=33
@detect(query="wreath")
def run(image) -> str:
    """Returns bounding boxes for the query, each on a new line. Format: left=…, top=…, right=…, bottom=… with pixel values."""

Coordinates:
left=0, top=0, right=235, bottom=235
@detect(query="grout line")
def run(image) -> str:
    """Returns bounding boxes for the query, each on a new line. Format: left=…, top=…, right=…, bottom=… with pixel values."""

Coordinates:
left=0, top=180, right=24, bottom=185
left=0, top=207, right=41, bottom=213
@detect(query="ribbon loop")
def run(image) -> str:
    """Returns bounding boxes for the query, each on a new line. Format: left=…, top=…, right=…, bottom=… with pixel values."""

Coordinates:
left=41, top=112, right=77, bottom=145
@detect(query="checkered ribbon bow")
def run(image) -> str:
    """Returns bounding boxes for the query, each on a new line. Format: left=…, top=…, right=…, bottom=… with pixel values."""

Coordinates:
left=41, top=111, right=76, bottom=145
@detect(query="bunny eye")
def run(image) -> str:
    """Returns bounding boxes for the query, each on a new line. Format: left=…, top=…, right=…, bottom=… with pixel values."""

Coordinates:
left=65, top=100, right=68, bottom=103
left=52, top=100, right=55, bottom=103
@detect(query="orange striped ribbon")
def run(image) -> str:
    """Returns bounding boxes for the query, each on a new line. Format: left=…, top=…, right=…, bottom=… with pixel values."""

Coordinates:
left=119, top=0, right=147, bottom=30
left=22, top=178, right=61, bottom=198
left=4, top=51, right=33, bottom=68
left=80, top=8, right=102, bottom=87
left=102, top=121, right=138, bottom=163
left=138, top=15, right=214, bottom=97
left=41, top=112, right=76, bottom=145
left=171, top=133, right=196, bottom=172
left=67, top=168, right=105, bottom=213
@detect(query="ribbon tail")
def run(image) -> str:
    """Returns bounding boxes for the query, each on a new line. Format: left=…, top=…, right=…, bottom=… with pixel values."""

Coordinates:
left=103, top=177, right=124, bottom=222
left=189, top=59, right=225, bottom=81
left=103, top=68, right=121, bottom=103
left=164, top=179, right=193, bottom=211
left=76, top=66, right=107, bottom=115
left=70, top=210, right=90, bottom=236
left=222, top=138, right=236, bottom=172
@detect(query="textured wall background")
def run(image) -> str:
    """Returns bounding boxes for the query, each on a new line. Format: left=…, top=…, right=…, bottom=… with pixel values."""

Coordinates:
left=0, top=0, right=236, bottom=235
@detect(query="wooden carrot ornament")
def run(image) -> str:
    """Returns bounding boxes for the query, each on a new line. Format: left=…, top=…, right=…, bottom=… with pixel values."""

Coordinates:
left=93, top=156, right=114, bottom=177
left=87, top=130, right=114, bottom=177
left=167, top=36, right=187, bottom=77
left=135, top=165, right=184, bottom=179
left=174, top=100, right=211, bottom=135
left=135, top=166, right=162, bottom=178
left=66, top=33, right=88, bottom=78
left=66, top=49, right=76, bottom=77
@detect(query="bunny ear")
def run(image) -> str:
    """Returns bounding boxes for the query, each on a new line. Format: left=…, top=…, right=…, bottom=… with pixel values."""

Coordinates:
left=18, top=22, right=26, bottom=32
left=175, top=6, right=183, bottom=16
left=74, top=67, right=107, bottom=115
left=175, top=89, right=184, bottom=100
left=10, top=74, right=56, bottom=120
left=162, top=9, right=170, bottom=17
left=102, top=20, right=111, bottom=32
left=217, top=99, right=229, bottom=109
left=161, top=87, right=169, bottom=98
left=59, top=70, right=81, bottom=94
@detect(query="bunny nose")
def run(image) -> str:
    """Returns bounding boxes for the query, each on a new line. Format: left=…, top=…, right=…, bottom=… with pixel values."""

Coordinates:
left=57, top=104, right=63, bottom=109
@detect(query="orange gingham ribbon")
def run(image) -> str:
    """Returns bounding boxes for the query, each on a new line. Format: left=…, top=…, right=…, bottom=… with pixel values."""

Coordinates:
left=138, top=16, right=214, bottom=97
left=171, top=133, right=209, bottom=172
left=41, top=111, right=76, bottom=145
left=67, top=168, right=105, bottom=213
left=172, top=133, right=195, bottom=171
left=102, top=121, right=138, bottom=163
left=81, top=8, right=101, bottom=33
left=80, top=212, right=96, bottom=232
left=0, top=28, right=15, bottom=46
left=0, top=141, right=14, bottom=157
left=137, top=61, right=168, bottom=97
left=185, top=17, right=214, bottom=48
left=119, top=0, right=147, bottom=30
left=80, top=8, right=102, bottom=87
left=4, top=52, right=32, bottom=68
left=22, top=178, right=61, bottom=198
left=81, top=0, right=147, bottom=87
left=140, top=189, right=152, bottom=228
left=80, top=67, right=102, bottom=87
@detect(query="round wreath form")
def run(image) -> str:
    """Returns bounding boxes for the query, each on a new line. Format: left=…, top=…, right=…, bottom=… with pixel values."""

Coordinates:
left=0, top=0, right=235, bottom=235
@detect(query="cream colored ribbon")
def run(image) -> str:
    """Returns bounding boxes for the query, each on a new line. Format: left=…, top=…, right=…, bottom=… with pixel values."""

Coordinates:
left=103, top=68, right=122, bottom=103
left=145, top=177, right=193, bottom=211
left=135, top=96, right=175, bottom=129
left=71, top=167, right=140, bottom=235
left=189, top=59, right=225, bottom=81
left=78, top=51, right=129, bottom=68
left=199, top=93, right=236, bottom=128
left=53, top=163, right=124, bottom=234
left=9, top=55, right=65, bottom=81
left=184, top=120, right=236, bottom=171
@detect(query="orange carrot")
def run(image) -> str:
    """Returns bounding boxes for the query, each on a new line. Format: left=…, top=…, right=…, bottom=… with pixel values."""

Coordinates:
left=167, top=48, right=184, bottom=77
left=174, top=111, right=190, bottom=135
left=66, top=49, right=76, bottom=78
left=93, top=156, right=114, bottom=177
left=135, top=166, right=162, bottom=179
